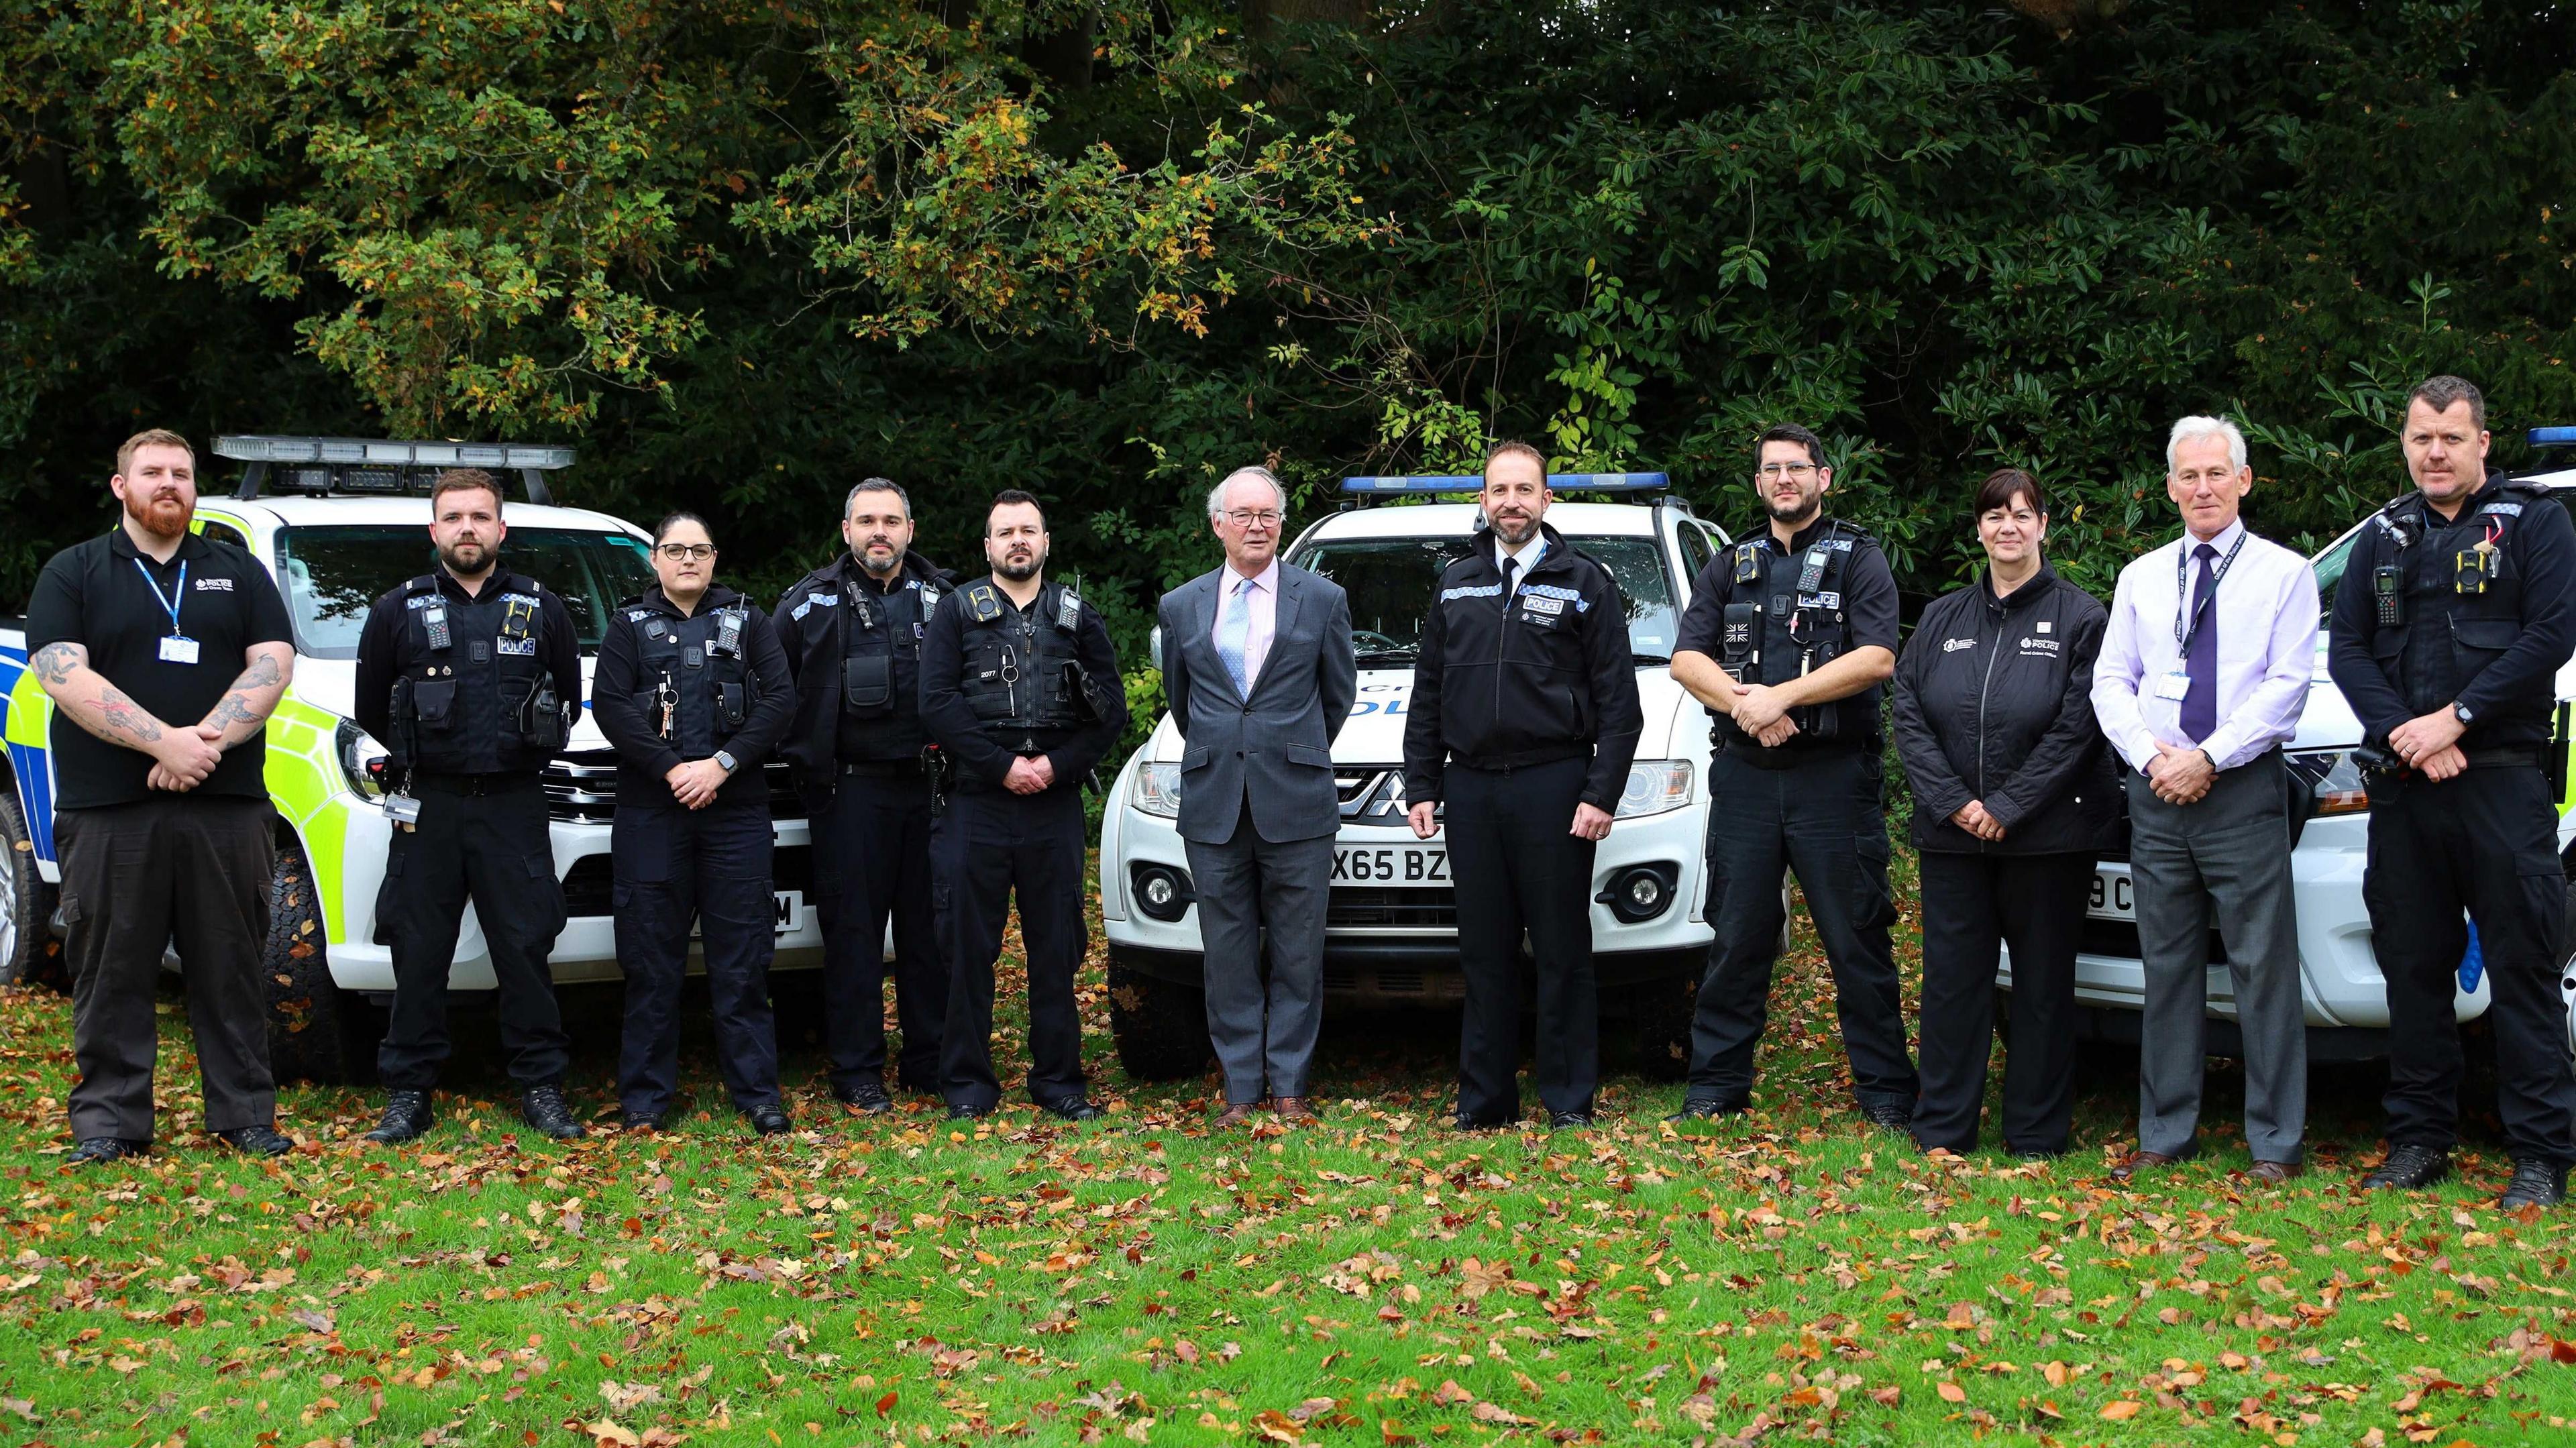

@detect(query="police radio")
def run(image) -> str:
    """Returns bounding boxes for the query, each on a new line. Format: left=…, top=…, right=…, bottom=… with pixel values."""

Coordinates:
left=2372, top=565, right=2404, bottom=627
left=423, top=602, right=452, bottom=652
left=1797, top=547, right=1829, bottom=594
left=713, top=608, right=744, bottom=658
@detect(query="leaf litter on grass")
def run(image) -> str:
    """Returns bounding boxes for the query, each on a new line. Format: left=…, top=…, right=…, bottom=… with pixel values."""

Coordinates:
left=0, top=855, right=2573, bottom=1442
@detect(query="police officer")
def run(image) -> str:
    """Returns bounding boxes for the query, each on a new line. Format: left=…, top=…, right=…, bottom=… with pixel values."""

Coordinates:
left=2328, top=375, right=2576, bottom=1209
left=918, top=489, right=1127, bottom=1121
left=594, top=513, right=796, bottom=1135
left=354, top=468, right=585, bottom=1144
left=773, top=479, right=949, bottom=1113
left=1403, top=441, right=1644, bottom=1131
left=1668, top=423, right=1918, bottom=1128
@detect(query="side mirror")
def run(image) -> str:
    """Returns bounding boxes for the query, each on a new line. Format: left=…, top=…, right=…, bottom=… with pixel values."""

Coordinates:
left=1147, top=625, right=1163, bottom=673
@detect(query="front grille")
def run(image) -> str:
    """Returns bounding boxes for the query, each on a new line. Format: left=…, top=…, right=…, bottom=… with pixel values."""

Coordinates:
left=560, top=844, right=814, bottom=919
left=1326, top=886, right=1456, bottom=928
left=1336, top=767, right=1419, bottom=828
left=541, top=749, right=802, bottom=823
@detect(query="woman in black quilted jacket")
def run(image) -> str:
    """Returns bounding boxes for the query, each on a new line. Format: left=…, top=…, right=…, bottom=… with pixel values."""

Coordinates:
left=1890, top=469, right=2123, bottom=1158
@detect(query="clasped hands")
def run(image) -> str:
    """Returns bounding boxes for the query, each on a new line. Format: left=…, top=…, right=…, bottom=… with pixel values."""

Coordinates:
left=145, top=723, right=228, bottom=793
left=2385, top=707, right=2467, bottom=782
left=663, top=757, right=733, bottom=809
left=1721, top=678, right=1801, bottom=748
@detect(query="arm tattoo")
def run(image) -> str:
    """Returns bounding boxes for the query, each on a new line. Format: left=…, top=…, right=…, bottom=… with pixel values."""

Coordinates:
left=30, top=643, right=83, bottom=688
left=236, top=653, right=283, bottom=690
left=96, top=685, right=163, bottom=742
left=205, top=693, right=265, bottom=731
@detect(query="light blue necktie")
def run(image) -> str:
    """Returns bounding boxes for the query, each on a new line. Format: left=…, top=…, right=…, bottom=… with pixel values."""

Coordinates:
left=1216, top=575, right=1254, bottom=696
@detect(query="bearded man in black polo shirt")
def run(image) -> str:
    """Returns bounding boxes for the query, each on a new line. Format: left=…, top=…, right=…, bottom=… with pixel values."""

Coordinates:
left=25, top=429, right=298, bottom=1164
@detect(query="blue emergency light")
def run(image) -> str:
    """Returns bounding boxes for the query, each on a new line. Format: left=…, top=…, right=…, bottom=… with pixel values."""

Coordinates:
left=2530, top=427, right=2576, bottom=449
left=1340, top=471, right=1672, bottom=494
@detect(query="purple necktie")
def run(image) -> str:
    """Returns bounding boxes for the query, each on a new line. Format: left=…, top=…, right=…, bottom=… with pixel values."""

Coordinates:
left=2182, top=542, right=2219, bottom=745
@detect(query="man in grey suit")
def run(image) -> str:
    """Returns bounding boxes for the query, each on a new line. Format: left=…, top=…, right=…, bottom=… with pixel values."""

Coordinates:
left=1159, top=465, right=1356, bottom=1127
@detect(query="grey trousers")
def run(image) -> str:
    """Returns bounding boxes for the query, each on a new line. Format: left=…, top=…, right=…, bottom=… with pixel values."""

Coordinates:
left=1185, top=818, right=1332, bottom=1103
left=2125, top=752, right=2307, bottom=1163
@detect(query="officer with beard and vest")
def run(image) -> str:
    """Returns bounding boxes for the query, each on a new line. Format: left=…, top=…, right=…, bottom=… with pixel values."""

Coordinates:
left=1666, top=423, right=1918, bottom=1130
left=918, top=489, right=1127, bottom=1121
left=354, top=468, right=585, bottom=1144
left=773, top=478, right=951, bottom=1113
left=593, top=513, right=797, bottom=1135
left=2330, top=375, right=2576, bottom=1210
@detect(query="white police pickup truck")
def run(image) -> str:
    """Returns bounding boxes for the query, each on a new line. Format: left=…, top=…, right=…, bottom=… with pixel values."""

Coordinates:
left=0, top=437, right=829, bottom=1083
left=2026, top=431, right=2576, bottom=1064
left=1099, top=474, right=1732, bottom=1081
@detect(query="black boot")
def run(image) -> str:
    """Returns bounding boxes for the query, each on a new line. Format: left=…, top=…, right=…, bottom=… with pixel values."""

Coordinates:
left=364, top=1091, right=436, bottom=1144
left=216, top=1125, right=294, bottom=1158
left=63, top=1137, right=147, bottom=1166
left=2500, top=1157, right=2569, bottom=1210
left=2359, top=1143, right=2451, bottom=1191
left=520, top=1085, right=585, bottom=1141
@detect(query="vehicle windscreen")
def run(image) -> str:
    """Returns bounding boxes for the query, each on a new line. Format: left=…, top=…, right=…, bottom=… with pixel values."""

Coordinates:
left=273, top=525, right=657, bottom=659
left=1290, top=533, right=1678, bottom=666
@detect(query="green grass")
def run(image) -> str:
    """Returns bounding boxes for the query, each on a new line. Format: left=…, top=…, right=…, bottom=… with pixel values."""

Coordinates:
left=4, top=857, right=2575, bottom=1447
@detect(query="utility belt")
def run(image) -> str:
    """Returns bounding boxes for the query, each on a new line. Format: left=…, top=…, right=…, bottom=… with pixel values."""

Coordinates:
left=408, top=769, right=541, bottom=796
left=1716, top=735, right=1875, bottom=771
left=840, top=756, right=927, bottom=779
left=2357, top=742, right=2542, bottom=773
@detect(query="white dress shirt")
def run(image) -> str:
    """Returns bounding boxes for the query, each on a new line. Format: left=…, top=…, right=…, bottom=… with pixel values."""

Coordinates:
left=2092, top=516, right=2318, bottom=773
left=1211, top=556, right=1280, bottom=693
left=1496, top=532, right=1545, bottom=578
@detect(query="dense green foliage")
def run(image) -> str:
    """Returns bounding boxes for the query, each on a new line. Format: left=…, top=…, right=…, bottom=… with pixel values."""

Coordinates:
left=7, top=0, right=2574, bottom=638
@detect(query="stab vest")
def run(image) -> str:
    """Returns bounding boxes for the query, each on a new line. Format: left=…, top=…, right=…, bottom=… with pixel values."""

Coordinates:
left=1715, top=520, right=1876, bottom=748
left=625, top=599, right=759, bottom=760
left=957, top=579, right=1097, bottom=751
left=835, top=571, right=942, bottom=759
left=385, top=572, right=566, bottom=773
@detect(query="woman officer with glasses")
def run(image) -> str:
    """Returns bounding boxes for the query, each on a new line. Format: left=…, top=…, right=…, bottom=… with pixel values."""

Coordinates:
left=593, top=514, right=799, bottom=1135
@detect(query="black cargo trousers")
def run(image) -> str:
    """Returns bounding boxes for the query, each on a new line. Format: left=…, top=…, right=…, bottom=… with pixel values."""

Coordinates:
left=2367, top=761, right=2576, bottom=1164
left=57, top=795, right=277, bottom=1143
left=612, top=797, right=783, bottom=1119
left=375, top=773, right=572, bottom=1089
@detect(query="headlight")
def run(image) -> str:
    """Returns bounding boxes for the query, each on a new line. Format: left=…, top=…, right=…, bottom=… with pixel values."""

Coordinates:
left=335, top=718, right=388, bottom=799
left=1130, top=761, right=1183, bottom=818
left=1616, top=759, right=1693, bottom=818
left=2286, top=748, right=2371, bottom=816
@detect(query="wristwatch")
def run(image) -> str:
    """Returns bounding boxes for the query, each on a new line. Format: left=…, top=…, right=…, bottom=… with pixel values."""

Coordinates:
left=2452, top=702, right=2475, bottom=728
left=714, top=750, right=739, bottom=773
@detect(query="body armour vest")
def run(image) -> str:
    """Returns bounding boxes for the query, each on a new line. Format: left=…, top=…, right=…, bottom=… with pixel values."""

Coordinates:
left=957, top=579, right=1095, bottom=751
left=626, top=601, right=759, bottom=759
left=837, top=571, right=942, bottom=760
left=1715, top=520, right=1874, bottom=748
left=2364, top=482, right=2547, bottom=722
left=386, top=573, right=566, bottom=773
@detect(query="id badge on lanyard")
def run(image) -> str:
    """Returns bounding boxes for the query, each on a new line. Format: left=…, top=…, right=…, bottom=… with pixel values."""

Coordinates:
left=136, top=558, right=199, bottom=664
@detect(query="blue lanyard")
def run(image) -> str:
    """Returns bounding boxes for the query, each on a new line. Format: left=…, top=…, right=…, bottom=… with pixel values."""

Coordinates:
left=133, top=558, right=188, bottom=637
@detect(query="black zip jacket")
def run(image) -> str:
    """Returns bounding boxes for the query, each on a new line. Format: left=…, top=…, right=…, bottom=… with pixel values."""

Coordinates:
left=771, top=548, right=946, bottom=801
left=593, top=583, right=796, bottom=809
left=2327, top=470, right=2576, bottom=755
left=1890, top=565, right=2120, bottom=854
left=1402, top=522, right=1645, bottom=810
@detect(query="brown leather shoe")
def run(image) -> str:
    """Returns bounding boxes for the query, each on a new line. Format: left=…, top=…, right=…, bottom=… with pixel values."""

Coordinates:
left=1213, top=1102, right=1260, bottom=1129
left=1271, top=1097, right=1318, bottom=1124
left=2241, top=1158, right=2304, bottom=1184
left=2109, top=1150, right=2180, bottom=1184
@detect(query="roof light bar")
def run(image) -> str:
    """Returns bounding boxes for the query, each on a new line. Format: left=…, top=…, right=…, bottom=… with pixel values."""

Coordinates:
left=2530, top=427, right=2576, bottom=449
left=1340, top=471, right=1671, bottom=494
left=214, top=435, right=577, bottom=470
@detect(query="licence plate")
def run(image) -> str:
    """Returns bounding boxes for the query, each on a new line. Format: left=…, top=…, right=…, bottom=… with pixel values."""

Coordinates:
left=1333, top=845, right=1448, bottom=885
left=773, top=891, right=804, bottom=934
left=2086, top=870, right=2134, bottom=922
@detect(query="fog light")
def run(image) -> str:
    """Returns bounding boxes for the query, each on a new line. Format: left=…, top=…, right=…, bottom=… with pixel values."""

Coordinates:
left=1596, top=864, right=1678, bottom=924
left=1131, top=865, right=1194, bottom=922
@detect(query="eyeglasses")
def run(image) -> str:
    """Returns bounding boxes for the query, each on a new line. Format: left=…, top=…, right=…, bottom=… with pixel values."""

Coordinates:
left=656, top=543, right=716, bottom=561
left=1756, top=462, right=1820, bottom=481
left=1223, top=510, right=1285, bottom=528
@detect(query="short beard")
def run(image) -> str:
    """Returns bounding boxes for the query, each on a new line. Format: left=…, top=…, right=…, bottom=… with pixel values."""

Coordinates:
left=438, top=541, right=494, bottom=578
left=1764, top=494, right=1821, bottom=528
left=125, top=492, right=189, bottom=541
left=994, top=553, right=1043, bottom=581
left=857, top=545, right=903, bottom=578
left=1490, top=514, right=1538, bottom=546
